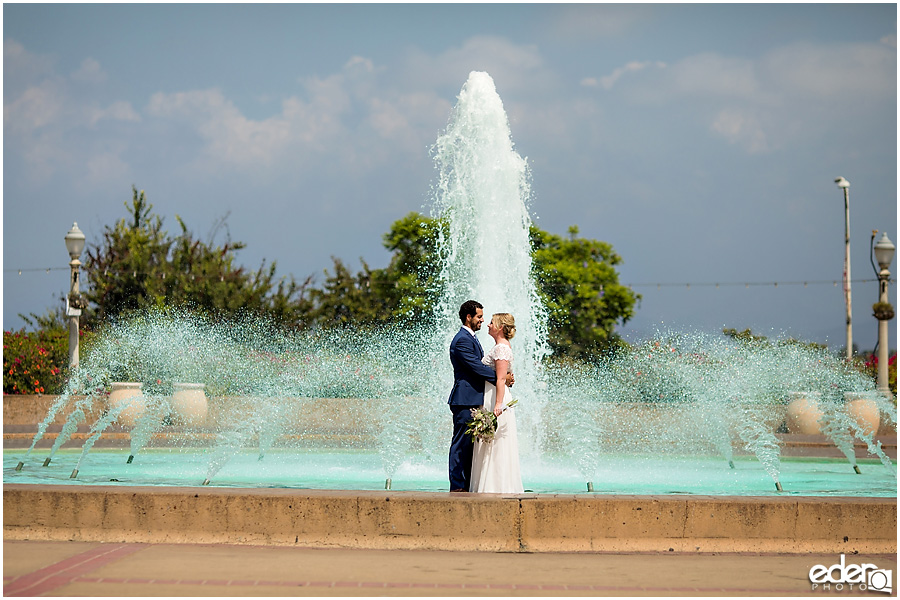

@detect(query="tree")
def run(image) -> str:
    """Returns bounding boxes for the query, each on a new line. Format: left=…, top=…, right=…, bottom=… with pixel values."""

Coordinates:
left=308, top=214, right=639, bottom=358
left=84, top=187, right=170, bottom=322
left=82, top=192, right=639, bottom=358
left=531, top=225, right=639, bottom=359
left=84, top=186, right=311, bottom=326
left=308, top=213, right=446, bottom=327
left=723, top=327, right=828, bottom=351
left=308, top=257, right=386, bottom=326
left=379, top=212, right=446, bottom=322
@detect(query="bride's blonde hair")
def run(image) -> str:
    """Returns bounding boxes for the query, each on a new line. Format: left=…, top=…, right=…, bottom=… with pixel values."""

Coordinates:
left=491, top=313, right=516, bottom=340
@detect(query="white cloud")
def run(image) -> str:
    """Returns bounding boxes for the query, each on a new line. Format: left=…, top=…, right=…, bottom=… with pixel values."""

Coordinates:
left=142, top=58, right=415, bottom=174
left=607, top=39, right=895, bottom=153
left=4, top=81, right=65, bottom=132
left=402, top=36, right=553, bottom=96
left=143, top=37, right=546, bottom=180
left=89, top=101, right=141, bottom=126
left=653, top=41, right=896, bottom=105
left=667, top=53, right=759, bottom=98
left=760, top=41, right=896, bottom=99
left=3, top=79, right=69, bottom=181
left=147, top=89, right=295, bottom=166
left=3, top=39, right=55, bottom=84
left=85, top=151, right=131, bottom=185
left=344, top=55, right=375, bottom=73
left=4, top=38, right=26, bottom=58
left=71, top=58, right=107, bottom=83
left=4, top=44, right=139, bottom=185
left=598, top=60, right=666, bottom=90
left=139, top=52, right=456, bottom=176
left=710, top=108, right=768, bottom=154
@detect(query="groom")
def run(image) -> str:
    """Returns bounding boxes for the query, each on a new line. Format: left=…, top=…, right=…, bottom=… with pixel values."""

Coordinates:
left=447, top=300, right=513, bottom=492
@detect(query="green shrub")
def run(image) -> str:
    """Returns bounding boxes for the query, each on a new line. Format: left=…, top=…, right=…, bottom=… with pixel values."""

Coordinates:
left=3, top=328, right=71, bottom=394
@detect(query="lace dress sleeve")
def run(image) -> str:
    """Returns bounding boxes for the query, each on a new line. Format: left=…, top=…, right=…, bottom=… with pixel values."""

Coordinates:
left=490, top=344, right=513, bottom=365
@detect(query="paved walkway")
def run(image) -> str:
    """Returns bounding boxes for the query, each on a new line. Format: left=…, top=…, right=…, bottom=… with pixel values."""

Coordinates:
left=4, top=540, right=895, bottom=596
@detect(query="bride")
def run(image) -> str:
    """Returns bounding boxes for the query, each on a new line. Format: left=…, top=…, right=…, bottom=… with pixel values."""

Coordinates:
left=470, top=313, right=524, bottom=493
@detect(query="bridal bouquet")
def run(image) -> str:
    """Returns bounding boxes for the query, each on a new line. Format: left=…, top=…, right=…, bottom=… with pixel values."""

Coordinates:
left=466, top=399, right=518, bottom=444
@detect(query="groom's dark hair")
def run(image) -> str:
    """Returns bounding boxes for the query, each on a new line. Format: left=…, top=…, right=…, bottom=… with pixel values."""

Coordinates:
left=459, top=300, right=483, bottom=324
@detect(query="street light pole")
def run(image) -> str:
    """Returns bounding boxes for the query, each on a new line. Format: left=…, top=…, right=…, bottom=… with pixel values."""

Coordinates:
left=64, top=222, right=85, bottom=370
left=873, top=232, right=895, bottom=397
left=835, top=177, right=852, bottom=359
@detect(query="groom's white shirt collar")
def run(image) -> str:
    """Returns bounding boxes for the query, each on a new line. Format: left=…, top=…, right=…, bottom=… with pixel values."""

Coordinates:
left=462, top=325, right=476, bottom=337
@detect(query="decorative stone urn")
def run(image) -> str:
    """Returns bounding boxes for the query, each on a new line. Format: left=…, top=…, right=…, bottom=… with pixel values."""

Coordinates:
left=171, top=383, right=208, bottom=426
left=785, top=391, right=823, bottom=434
left=108, top=382, right=145, bottom=427
left=844, top=392, right=881, bottom=436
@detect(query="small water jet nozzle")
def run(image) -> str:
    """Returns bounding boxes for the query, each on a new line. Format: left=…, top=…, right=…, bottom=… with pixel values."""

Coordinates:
left=853, top=465, right=862, bottom=474
left=42, top=457, right=52, bottom=467
left=15, top=461, right=24, bottom=471
left=775, top=481, right=783, bottom=492
left=201, top=478, right=211, bottom=486
left=728, top=460, right=735, bottom=469
left=385, top=478, right=392, bottom=490
left=126, top=455, right=134, bottom=464
left=258, top=455, right=265, bottom=462
left=69, top=469, right=78, bottom=479
left=586, top=482, right=594, bottom=492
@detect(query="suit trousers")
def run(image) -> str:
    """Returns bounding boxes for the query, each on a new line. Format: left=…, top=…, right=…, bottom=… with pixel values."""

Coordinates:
left=449, top=404, right=481, bottom=491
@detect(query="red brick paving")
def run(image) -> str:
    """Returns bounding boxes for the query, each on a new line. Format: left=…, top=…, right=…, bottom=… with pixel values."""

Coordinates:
left=4, top=540, right=896, bottom=596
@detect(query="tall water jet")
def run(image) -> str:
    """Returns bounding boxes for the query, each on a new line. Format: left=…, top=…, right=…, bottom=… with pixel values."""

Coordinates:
left=430, top=71, right=551, bottom=452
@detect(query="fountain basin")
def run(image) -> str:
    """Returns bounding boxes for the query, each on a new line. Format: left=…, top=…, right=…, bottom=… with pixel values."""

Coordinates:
left=3, top=483, right=894, bottom=554
left=6, top=448, right=896, bottom=496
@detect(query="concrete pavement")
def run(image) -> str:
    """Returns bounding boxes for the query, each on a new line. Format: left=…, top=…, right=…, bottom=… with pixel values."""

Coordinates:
left=4, top=539, right=896, bottom=596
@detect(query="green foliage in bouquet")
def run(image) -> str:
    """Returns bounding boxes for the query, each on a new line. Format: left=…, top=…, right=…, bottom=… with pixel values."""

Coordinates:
left=465, top=399, right=518, bottom=443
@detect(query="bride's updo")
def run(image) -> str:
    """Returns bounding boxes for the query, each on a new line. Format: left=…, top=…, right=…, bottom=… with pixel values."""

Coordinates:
left=492, top=313, right=516, bottom=340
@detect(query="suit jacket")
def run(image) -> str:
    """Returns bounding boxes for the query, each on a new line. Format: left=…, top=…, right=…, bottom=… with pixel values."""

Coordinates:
left=448, top=327, right=498, bottom=406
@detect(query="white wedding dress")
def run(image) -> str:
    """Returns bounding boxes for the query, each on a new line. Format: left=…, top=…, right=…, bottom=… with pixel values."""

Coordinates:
left=470, top=342, right=524, bottom=493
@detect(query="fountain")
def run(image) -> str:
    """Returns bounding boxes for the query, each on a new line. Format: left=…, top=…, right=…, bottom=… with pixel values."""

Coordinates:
left=5, top=72, right=896, bottom=501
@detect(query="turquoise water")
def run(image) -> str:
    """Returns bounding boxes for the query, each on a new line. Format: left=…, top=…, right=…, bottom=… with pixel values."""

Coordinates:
left=5, top=448, right=895, bottom=497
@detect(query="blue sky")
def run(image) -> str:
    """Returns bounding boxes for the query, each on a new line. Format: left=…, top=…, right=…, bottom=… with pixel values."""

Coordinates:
left=3, top=3, right=897, bottom=352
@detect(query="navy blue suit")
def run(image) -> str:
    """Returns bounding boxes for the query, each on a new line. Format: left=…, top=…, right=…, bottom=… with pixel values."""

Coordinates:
left=448, top=327, right=498, bottom=491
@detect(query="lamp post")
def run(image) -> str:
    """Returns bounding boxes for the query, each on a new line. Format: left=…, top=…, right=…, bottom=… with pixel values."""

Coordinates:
left=64, top=222, right=85, bottom=370
left=873, top=232, right=895, bottom=397
left=835, top=177, right=852, bottom=359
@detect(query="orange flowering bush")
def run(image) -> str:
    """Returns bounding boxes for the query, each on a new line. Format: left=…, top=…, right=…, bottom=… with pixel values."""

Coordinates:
left=859, top=352, right=898, bottom=397
left=3, top=328, right=69, bottom=394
